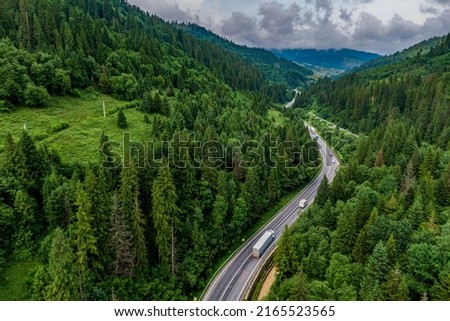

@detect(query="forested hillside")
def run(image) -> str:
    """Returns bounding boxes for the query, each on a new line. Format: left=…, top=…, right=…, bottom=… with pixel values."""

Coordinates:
left=178, top=24, right=313, bottom=88
left=0, top=0, right=292, bottom=109
left=354, top=35, right=445, bottom=72
left=296, top=34, right=450, bottom=148
left=0, top=0, right=319, bottom=300
left=268, top=35, right=450, bottom=301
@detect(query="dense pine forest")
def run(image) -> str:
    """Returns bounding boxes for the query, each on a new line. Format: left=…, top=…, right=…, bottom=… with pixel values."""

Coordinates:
left=0, top=0, right=319, bottom=300
left=178, top=23, right=313, bottom=88
left=269, top=35, right=450, bottom=301
left=1, top=0, right=449, bottom=303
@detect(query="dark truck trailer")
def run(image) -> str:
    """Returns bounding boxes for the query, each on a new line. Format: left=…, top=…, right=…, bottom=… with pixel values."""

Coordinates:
left=252, top=230, right=276, bottom=258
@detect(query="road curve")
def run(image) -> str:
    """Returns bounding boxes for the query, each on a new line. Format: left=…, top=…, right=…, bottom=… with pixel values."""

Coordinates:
left=202, top=127, right=340, bottom=301
left=285, top=89, right=300, bottom=108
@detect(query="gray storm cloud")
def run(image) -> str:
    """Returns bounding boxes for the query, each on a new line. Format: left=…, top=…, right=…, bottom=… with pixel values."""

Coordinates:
left=129, top=0, right=194, bottom=22
left=128, top=0, right=450, bottom=54
left=339, top=8, right=353, bottom=22
left=259, top=2, right=301, bottom=35
left=220, top=0, right=450, bottom=53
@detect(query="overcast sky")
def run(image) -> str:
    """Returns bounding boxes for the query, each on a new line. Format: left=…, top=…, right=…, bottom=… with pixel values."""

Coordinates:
left=128, top=0, right=450, bottom=54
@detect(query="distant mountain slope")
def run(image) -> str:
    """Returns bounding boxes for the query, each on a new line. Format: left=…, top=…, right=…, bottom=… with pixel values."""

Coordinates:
left=356, top=35, right=445, bottom=72
left=272, top=48, right=380, bottom=73
left=297, top=33, right=450, bottom=146
left=178, top=23, right=313, bottom=87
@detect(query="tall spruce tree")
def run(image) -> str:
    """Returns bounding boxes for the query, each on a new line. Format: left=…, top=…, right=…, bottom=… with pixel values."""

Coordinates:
left=84, top=166, right=110, bottom=271
left=315, top=176, right=330, bottom=207
left=117, top=110, right=128, bottom=129
left=19, top=130, right=43, bottom=193
left=275, top=226, right=300, bottom=281
left=119, top=162, right=147, bottom=272
left=73, top=183, right=98, bottom=298
left=46, top=228, right=79, bottom=300
left=152, top=165, right=179, bottom=275
left=110, top=194, right=135, bottom=277
left=242, top=167, right=266, bottom=219
left=268, top=168, right=281, bottom=205
left=3, top=134, right=26, bottom=184
left=383, top=265, right=409, bottom=300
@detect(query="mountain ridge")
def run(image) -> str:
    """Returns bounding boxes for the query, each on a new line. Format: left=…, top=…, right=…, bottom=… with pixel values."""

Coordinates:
left=272, top=48, right=380, bottom=74
left=177, top=23, right=313, bottom=87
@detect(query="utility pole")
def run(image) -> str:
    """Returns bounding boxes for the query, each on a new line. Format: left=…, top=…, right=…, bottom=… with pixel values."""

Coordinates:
left=103, top=101, right=106, bottom=117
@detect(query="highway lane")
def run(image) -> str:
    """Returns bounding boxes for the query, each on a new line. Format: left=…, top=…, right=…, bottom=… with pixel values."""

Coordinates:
left=203, top=127, right=340, bottom=301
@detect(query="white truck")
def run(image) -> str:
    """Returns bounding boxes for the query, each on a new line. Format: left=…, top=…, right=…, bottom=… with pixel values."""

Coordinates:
left=299, top=199, right=308, bottom=208
left=252, top=230, right=276, bottom=258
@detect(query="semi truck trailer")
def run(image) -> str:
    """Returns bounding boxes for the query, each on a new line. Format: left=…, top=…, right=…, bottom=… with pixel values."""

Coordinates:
left=252, top=230, right=276, bottom=258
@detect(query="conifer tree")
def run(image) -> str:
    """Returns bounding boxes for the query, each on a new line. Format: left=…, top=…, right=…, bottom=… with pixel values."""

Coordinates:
left=331, top=205, right=357, bottom=255
left=315, top=176, right=330, bottom=207
left=2, top=134, right=23, bottom=179
left=385, top=234, right=398, bottom=267
left=267, top=168, right=281, bottom=205
left=437, top=273, right=450, bottom=301
left=13, top=189, right=37, bottom=257
left=141, top=91, right=153, bottom=113
left=19, top=130, right=43, bottom=192
left=275, top=226, right=300, bottom=281
left=13, top=189, right=36, bottom=230
left=210, top=195, right=228, bottom=251
left=360, top=241, right=389, bottom=300
left=152, top=165, right=179, bottom=275
left=110, top=194, right=135, bottom=277
left=161, top=97, right=170, bottom=116
left=383, top=265, right=409, bottom=300
left=99, top=65, right=110, bottom=94
left=289, top=269, right=309, bottom=301
left=436, top=162, right=450, bottom=206
left=84, top=166, right=110, bottom=270
left=74, top=183, right=98, bottom=298
left=366, top=241, right=390, bottom=282
left=216, top=171, right=229, bottom=200
left=19, top=0, right=31, bottom=48
left=242, top=167, right=266, bottom=219
left=230, top=197, right=248, bottom=238
left=408, top=196, right=426, bottom=230
left=46, top=228, right=79, bottom=300
left=131, top=188, right=147, bottom=270
left=352, top=208, right=378, bottom=263
left=119, top=162, right=147, bottom=271
left=321, top=201, right=337, bottom=230
left=117, top=110, right=128, bottom=129
left=153, top=92, right=162, bottom=114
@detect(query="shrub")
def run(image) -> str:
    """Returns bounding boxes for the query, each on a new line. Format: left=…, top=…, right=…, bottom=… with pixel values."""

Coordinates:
left=24, top=84, right=50, bottom=107
left=47, top=122, right=70, bottom=134
left=110, top=74, right=139, bottom=101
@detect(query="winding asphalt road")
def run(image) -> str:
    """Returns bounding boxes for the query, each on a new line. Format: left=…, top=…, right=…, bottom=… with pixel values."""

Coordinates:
left=202, top=126, right=340, bottom=301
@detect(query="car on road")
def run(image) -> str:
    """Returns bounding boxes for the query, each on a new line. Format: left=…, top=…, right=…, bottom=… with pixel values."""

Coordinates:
left=299, top=199, right=308, bottom=208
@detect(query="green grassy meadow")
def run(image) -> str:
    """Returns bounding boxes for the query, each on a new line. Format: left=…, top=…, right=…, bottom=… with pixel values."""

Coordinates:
left=0, top=91, right=153, bottom=164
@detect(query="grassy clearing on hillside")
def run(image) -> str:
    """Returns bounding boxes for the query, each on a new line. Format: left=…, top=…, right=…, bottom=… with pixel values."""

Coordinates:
left=268, top=109, right=286, bottom=127
left=1, top=91, right=154, bottom=164
left=0, top=261, right=38, bottom=301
